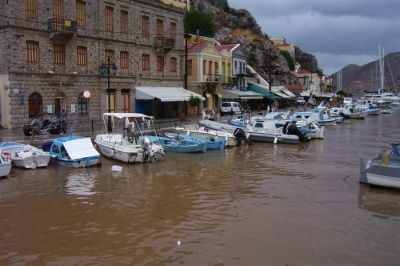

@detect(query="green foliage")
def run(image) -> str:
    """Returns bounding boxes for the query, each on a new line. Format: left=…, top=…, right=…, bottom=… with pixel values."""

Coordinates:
left=202, top=83, right=217, bottom=94
left=337, top=90, right=352, bottom=97
left=188, top=96, right=201, bottom=107
left=280, top=51, right=295, bottom=71
left=184, top=10, right=216, bottom=37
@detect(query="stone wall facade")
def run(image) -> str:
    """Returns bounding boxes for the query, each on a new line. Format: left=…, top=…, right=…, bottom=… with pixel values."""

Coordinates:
left=0, top=0, right=185, bottom=129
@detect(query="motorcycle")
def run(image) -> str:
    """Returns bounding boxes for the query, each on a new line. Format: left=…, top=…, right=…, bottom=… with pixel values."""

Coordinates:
left=23, top=115, right=67, bottom=136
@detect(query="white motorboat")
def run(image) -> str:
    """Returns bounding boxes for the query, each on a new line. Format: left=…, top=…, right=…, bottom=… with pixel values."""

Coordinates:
left=250, top=112, right=324, bottom=139
left=0, top=142, right=50, bottom=169
left=94, top=113, right=165, bottom=163
left=360, top=143, right=400, bottom=189
left=245, top=120, right=310, bottom=144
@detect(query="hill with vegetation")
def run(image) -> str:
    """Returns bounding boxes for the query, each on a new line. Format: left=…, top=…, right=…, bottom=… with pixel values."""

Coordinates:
left=187, top=0, right=323, bottom=83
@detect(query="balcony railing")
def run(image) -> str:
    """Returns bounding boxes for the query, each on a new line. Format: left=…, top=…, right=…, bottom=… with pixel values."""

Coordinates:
left=202, top=74, right=221, bottom=83
left=48, top=18, right=78, bottom=32
left=47, top=18, right=77, bottom=43
left=154, top=36, right=175, bottom=54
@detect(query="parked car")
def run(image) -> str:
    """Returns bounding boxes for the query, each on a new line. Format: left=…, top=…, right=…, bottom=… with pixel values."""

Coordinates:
left=221, top=102, right=243, bottom=115
left=296, top=97, right=306, bottom=105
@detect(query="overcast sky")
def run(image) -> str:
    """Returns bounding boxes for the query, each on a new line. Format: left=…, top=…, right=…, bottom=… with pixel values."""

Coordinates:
left=228, top=0, right=400, bottom=75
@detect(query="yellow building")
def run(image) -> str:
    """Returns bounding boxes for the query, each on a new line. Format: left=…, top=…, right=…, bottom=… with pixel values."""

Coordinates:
left=271, top=37, right=295, bottom=60
left=160, top=0, right=190, bottom=10
left=187, top=42, right=233, bottom=113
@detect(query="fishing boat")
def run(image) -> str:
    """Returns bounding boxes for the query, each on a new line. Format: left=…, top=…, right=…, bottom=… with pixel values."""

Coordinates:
left=0, top=153, right=12, bottom=177
left=43, top=135, right=100, bottom=168
left=360, top=143, right=400, bottom=189
left=94, top=113, right=165, bottom=163
left=166, top=132, right=226, bottom=150
left=174, top=127, right=236, bottom=147
left=143, top=134, right=207, bottom=153
left=0, top=142, right=50, bottom=169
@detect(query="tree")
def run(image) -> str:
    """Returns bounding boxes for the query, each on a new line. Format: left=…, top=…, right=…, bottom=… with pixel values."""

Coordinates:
left=189, top=96, right=201, bottom=115
left=280, top=51, right=295, bottom=71
left=184, top=10, right=216, bottom=37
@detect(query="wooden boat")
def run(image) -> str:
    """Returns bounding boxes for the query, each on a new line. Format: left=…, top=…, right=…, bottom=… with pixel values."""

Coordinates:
left=174, top=127, right=237, bottom=147
left=360, top=143, right=400, bottom=189
left=43, top=135, right=100, bottom=168
left=0, top=142, right=50, bottom=169
left=166, top=132, right=226, bottom=150
left=143, top=134, right=207, bottom=153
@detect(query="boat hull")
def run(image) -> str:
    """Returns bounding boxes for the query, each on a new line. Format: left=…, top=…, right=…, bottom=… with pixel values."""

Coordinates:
left=50, top=157, right=100, bottom=168
left=248, top=132, right=300, bottom=144
left=13, top=154, right=50, bottom=169
left=360, top=158, right=400, bottom=189
left=0, top=163, right=12, bottom=177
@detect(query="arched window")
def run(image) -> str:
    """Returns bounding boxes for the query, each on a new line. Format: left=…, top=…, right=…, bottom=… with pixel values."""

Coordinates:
left=78, top=93, right=88, bottom=115
left=28, top=92, right=42, bottom=118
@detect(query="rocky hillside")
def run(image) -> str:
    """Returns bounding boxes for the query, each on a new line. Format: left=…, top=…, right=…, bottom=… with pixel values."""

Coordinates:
left=190, top=0, right=322, bottom=83
left=330, top=52, right=400, bottom=95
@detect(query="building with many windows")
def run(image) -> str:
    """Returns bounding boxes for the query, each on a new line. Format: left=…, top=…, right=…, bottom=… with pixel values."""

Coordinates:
left=0, top=0, right=188, bottom=129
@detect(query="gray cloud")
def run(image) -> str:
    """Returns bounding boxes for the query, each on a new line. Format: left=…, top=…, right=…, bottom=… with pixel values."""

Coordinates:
left=229, top=0, right=400, bottom=75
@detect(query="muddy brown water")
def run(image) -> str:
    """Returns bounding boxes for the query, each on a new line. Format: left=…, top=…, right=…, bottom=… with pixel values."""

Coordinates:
left=0, top=111, right=399, bottom=265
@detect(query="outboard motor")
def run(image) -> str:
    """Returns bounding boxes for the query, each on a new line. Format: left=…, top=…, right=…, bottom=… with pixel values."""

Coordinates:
left=285, top=122, right=310, bottom=142
left=234, top=128, right=250, bottom=145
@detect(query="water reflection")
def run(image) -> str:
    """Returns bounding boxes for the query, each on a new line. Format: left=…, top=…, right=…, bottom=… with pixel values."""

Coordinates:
left=65, top=172, right=97, bottom=196
left=358, top=184, right=400, bottom=217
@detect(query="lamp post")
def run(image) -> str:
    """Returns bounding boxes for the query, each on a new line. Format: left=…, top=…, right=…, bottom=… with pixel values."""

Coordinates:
left=100, top=58, right=117, bottom=133
left=268, top=48, right=272, bottom=105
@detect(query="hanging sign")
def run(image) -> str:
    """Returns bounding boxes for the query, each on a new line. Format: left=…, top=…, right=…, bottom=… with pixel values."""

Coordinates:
left=83, top=89, right=91, bottom=99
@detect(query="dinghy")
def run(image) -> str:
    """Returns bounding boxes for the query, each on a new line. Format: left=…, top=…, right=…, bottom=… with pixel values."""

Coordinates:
left=0, top=142, right=49, bottom=169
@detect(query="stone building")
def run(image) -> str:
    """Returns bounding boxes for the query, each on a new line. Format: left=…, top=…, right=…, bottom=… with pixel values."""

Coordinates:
left=0, top=0, right=188, bottom=129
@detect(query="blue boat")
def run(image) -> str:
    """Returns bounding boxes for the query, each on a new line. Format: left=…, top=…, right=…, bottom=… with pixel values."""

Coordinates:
left=166, top=132, right=226, bottom=150
left=42, top=135, right=100, bottom=167
left=143, top=134, right=207, bottom=153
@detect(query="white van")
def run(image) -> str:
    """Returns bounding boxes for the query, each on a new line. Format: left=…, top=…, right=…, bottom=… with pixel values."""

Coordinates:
left=221, top=102, right=243, bottom=115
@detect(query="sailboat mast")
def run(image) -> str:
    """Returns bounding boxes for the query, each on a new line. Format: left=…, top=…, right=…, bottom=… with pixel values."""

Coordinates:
left=379, top=45, right=385, bottom=94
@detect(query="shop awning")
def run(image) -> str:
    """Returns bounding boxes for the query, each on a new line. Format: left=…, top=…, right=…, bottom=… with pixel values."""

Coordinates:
left=221, top=89, right=263, bottom=100
left=248, top=84, right=282, bottom=100
left=135, top=87, right=204, bottom=102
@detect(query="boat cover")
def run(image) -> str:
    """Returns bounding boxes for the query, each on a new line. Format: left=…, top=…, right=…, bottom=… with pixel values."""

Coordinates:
left=63, top=138, right=100, bottom=160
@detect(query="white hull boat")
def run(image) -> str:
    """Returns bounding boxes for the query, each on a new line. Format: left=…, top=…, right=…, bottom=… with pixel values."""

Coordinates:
left=360, top=143, right=400, bottom=189
left=0, top=142, right=50, bottom=169
left=94, top=113, right=165, bottom=163
left=0, top=155, right=12, bottom=177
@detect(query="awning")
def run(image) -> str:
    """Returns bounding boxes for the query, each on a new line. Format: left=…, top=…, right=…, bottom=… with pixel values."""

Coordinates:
left=248, top=84, right=282, bottom=100
left=221, top=89, right=263, bottom=100
left=135, top=87, right=204, bottom=102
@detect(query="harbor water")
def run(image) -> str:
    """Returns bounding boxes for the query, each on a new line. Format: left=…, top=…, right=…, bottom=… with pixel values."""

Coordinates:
left=0, top=111, right=399, bottom=265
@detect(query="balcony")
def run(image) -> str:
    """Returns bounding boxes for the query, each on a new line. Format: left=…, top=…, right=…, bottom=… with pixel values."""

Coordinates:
left=202, top=74, right=221, bottom=83
left=47, top=18, right=77, bottom=43
left=235, top=69, right=247, bottom=76
left=154, top=36, right=175, bottom=55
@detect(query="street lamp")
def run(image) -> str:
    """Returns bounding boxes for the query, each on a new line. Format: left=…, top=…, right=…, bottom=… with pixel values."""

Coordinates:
left=100, top=58, right=117, bottom=133
left=268, top=48, right=272, bottom=105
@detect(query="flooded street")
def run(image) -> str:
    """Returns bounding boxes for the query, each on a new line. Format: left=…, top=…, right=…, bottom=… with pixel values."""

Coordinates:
left=1, top=111, right=399, bottom=265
